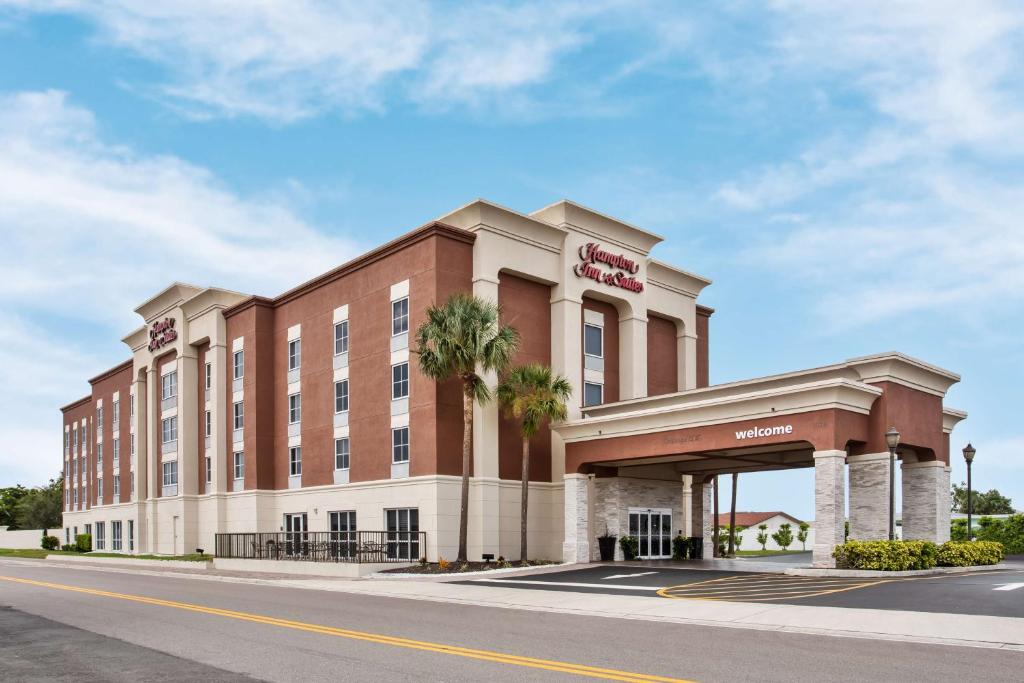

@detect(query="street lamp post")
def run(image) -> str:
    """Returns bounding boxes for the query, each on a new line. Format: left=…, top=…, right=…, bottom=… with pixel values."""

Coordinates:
left=963, top=443, right=976, bottom=541
left=885, top=427, right=901, bottom=541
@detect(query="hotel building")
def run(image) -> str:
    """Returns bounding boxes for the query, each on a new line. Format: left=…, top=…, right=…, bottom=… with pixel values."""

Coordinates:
left=60, top=199, right=965, bottom=567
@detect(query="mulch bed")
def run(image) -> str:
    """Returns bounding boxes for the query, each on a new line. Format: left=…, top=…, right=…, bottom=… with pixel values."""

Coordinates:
left=382, top=560, right=553, bottom=574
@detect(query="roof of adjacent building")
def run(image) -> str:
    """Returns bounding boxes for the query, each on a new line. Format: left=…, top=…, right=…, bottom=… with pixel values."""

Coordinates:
left=715, top=511, right=804, bottom=527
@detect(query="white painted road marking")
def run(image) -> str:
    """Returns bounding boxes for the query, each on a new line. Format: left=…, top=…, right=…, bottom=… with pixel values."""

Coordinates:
left=604, top=572, right=658, bottom=580
left=473, top=578, right=656, bottom=591
left=994, top=583, right=1024, bottom=591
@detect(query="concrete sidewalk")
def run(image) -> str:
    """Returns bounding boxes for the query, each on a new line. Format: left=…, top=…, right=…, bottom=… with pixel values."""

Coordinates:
left=17, top=557, right=1024, bottom=651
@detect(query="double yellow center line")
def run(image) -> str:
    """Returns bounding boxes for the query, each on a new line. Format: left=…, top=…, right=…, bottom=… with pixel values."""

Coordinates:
left=0, top=576, right=693, bottom=683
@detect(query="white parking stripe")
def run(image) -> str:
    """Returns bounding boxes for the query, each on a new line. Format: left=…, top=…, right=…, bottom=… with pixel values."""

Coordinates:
left=994, top=583, right=1024, bottom=591
left=603, top=572, right=658, bottom=580
left=473, top=578, right=656, bottom=591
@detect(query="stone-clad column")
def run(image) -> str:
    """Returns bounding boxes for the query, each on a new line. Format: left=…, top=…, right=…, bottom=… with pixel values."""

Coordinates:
left=680, top=475, right=693, bottom=538
left=689, top=478, right=713, bottom=558
left=902, top=460, right=951, bottom=542
left=563, top=474, right=591, bottom=563
left=813, top=450, right=846, bottom=568
left=847, top=452, right=890, bottom=540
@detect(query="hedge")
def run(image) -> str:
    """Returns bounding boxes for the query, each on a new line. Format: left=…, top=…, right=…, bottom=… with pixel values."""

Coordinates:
left=833, top=540, right=937, bottom=571
left=936, top=541, right=1004, bottom=566
left=40, top=535, right=59, bottom=550
left=74, top=533, right=92, bottom=553
left=974, top=515, right=1024, bottom=554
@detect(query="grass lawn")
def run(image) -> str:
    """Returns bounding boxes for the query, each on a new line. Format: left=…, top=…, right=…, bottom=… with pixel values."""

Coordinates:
left=0, top=548, right=211, bottom=561
left=735, top=549, right=809, bottom=557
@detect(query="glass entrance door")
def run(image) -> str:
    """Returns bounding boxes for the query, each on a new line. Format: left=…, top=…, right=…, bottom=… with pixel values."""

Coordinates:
left=628, top=509, right=672, bottom=559
left=284, top=512, right=308, bottom=557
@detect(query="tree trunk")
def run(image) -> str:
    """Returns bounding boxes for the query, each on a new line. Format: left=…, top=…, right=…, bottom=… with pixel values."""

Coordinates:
left=712, top=475, right=719, bottom=558
left=520, top=435, right=530, bottom=564
left=458, top=385, right=473, bottom=563
left=727, top=473, right=738, bottom=557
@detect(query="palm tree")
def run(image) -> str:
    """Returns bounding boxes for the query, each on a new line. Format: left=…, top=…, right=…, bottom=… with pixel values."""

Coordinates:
left=497, top=364, right=571, bottom=564
left=415, top=293, right=519, bottom=562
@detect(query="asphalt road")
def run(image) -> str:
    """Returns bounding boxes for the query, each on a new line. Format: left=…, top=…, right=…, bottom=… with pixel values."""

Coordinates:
left=2, top=559, right=1023, bottom=683
left=465, top=562, right=1024, bottom=617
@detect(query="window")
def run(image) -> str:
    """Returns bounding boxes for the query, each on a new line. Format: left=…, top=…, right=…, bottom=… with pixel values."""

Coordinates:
left=112, top=399, right=119, bottom=425
left=233, top=350, right=244, bottom=379
left=130, top=394, right=135, bottom=418
left=583, top=382, right=603, bottom=407
left=130, top=433, right=135, bottom=456
left=64, top=431, right=69, bottom=450
left=334, top=320, right=349, bottom=355
left=161, top=416, right=178, bottom=443
left=97, top=478, right=103, bottom=502
left=128, top=520, right=134, bottom=552
left=584, top=323, right=603, bottom=358
left=205, top=456, right=212, bottom=484
left=111, top=521, right=122, bottom=551
left=205, top=410, right=212, bottom=437
left=73, top=427, right=78, bottom=449
left=73, top=488, right=78, bottom=507
left=161, top=371, right=178, bottom=400
left=233, top=451, right=244, bottom=480
left=392, top=362, right=409, bottom=400
left=392, top=297, right=409, bottom=336
left=392, top=427, right=409, bottom=463
left=81, top=424, right=87, bottom=448
left=95, top=522, right=105, bottom=550
left=113, top=475, right=120, bottom=499
left=288, top=393, right=301, bottom=424
left=73, top=459, right=78, bottom=478
left=289, top=446, right=302, bottom=476
left=385, top=508, right=419, bottom=560
left=97, top=406, right=104, bottom=429
left=205, top=362, right=212, bottom=390
left=334, top=438, right=350, bottom=470
left=329, top=511, right=356, bottom=558
left=97, top=442, right=103, bottom=466
left=112, top=439, right=120, bottom=463
left=162, top=461, right=178, bottom=487
left=334, top=380, right=349, bottom=413
left=233, top=401, right=244, bottom=430
left=288, top=338, right=301, bottom=371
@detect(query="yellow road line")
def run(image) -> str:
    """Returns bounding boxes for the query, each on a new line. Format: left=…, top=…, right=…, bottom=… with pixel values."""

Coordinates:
left=0, top=576, right=693, bottom=683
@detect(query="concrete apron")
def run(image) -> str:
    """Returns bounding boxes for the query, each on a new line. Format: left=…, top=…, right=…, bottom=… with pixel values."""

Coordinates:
left=786, top=563, right=1009, bottom=578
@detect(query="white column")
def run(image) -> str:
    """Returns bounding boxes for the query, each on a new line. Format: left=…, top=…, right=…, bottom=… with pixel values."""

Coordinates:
left=550, top=296, right=582, bottom=482
left=470, top=276, right=501, bottom=561
left=618, top=313, right=647, bottom=400
left=680, top=475, right=693, bottom=539
left=563, top=474, right=591, bottom=563
left=902, top=460, right=951, bottom=543
left=209, top=343, right=227, bottom=494
left=813, top=450, right=846, bottom=568
left=178, top=353, right=199, bottom=497
left=145, top=367, right=159, bottom=554
left=847, top=452, right=890, bottom=540
left=678, top=331, right=698, bottom=391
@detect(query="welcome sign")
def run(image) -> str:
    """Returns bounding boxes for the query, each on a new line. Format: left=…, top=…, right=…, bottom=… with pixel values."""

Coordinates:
left=735, top=424, right=794, bottom=440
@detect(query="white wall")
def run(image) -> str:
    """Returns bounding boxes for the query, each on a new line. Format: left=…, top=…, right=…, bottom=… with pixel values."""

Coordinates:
left=0, top=526, right=54, bottom=549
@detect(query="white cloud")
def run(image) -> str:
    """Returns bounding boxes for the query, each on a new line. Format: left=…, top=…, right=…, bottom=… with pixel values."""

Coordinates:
left=0, top=89, right=359, bottom=486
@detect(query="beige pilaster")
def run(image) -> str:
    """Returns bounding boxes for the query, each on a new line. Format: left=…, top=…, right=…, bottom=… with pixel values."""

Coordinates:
left=470, top=276, right=500, bottom=560
left=678, top=331, right=698, bottom=391
left=618, top=313, right=647, bottom=400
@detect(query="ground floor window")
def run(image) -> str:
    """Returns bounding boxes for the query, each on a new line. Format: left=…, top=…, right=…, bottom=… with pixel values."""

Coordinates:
left=128, top=520, right=134, bottom=552
left=385, top=508, right=419, bottom=560
left=94, top=521, right=105, bottom=550
left=111, top=520, right=122, bottom=551
left=329, top=510, right=356, bottom=558
left=65, top=528, right=69, bottom=544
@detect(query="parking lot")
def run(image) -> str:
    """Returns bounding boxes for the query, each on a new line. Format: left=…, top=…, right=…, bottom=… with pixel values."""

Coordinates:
left=464, top=559, right=1024, bottom=617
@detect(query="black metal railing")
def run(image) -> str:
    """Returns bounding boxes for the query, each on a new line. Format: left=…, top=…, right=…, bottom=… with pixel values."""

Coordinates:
left=214, top=531, right=424, bottom=564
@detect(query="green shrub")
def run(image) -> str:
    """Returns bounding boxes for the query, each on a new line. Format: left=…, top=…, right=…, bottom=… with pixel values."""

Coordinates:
left=74, top=533, right=92, bottom=553
left=936, top=541, right=1004, bottom=566
left=950, top=518, right=969, bottom=541
left=59, top=543, right=74, bottom=551
left=974, top=514, right=1024, bottom=554
left=41, top=535, right=59, bottom=550
left=619, top=535, right=639, bottom=560
left=832, top=540, right=938, bottom=571
left=672, top=535, right=688, bottom=560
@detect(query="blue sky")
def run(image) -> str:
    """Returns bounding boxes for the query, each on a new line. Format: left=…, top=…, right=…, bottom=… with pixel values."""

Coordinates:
left=1, top=2, right=1021, bottom=518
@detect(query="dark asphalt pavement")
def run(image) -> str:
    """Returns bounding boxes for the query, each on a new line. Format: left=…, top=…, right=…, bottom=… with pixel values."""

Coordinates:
left=463, top=562, right=1024, bottom=617
left=1, top=559, right=1023, bottom=683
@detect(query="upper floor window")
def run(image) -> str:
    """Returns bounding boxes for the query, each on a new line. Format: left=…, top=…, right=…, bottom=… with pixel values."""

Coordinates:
left=72, top=428, right=78, bottom=448
left=161, top=416, right=178, bottom=443
left=205, top=410, right=212, bottom=437
left=392, top=362, right=409, bottom=400
left=584, top=323, right=603, bottom=358
left=205, top=456, right=212, bottom=484
left=97, top=406, right=104, bottom=429
left=289, top=446, right=302, bottom=476
left=233, top=350, right=244, bottom=380
left=205, top=362, right=212, bottom=390
left=583, top=382, right=603, bottom=407
left=335, top=438, right=350, bottom=470
left=288, top=339, right=301, bottom=371
left=130, top=394, right=135, bottom=418
left=97, top=442, right=103, bottom=465
left=233, top=401, right=244, bottom=430
left=113, top=475, right=120, bottom=498
left=334, top=320, right=349, bottom=356
left=162, top=461, right=178, bottom=487
left=112, top=439, right=120, bottom=462
left=64, top=432, right=69, bottom=450
left=334, top=380, right=349, bottom=413
left=233, top=451, right=245, bottom=480
left=161, top=371, right=178, bottom=400
left=392, top=298, right=409, bottom=336
left=288, top=393, right=301, bottom=424
left=112, top=400, right=119, bottom=424
left=392, top=426, right=409, bottom=463
left=81, top=424, right=87, bottom=448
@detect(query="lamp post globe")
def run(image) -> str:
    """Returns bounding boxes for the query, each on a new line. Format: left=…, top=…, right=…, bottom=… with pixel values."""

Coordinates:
left=963, top=443, right=976, bottom=540
left=885, top=427, right=900, bottom=541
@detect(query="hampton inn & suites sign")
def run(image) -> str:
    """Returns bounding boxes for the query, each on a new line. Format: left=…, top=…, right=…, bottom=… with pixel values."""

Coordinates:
left=148, top=318, right=178, bottom=351
left=572, top=242, right=644, bottom=293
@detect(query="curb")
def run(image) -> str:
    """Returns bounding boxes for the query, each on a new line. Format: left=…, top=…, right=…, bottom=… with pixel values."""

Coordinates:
left=785, top=563, right=1008, bottom=578
left=46, top=555, right=213, bottom=571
